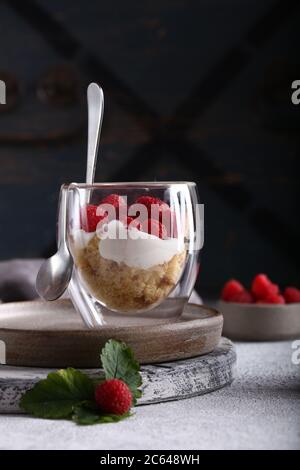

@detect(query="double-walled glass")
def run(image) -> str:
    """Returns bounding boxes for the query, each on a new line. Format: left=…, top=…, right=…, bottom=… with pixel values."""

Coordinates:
left=65, top=182, right=203, bottom=328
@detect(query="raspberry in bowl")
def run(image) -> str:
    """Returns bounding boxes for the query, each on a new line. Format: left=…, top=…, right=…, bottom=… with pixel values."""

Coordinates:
left=66, top=182, right=203, bottom=326
left=219, top=274, right=300, bottom=340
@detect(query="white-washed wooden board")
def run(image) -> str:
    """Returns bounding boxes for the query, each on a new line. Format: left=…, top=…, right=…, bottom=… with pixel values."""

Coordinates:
left=0, top=338, right=235, bottom=413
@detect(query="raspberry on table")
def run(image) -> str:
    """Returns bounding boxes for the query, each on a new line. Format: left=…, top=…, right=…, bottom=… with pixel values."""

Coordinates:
left=284, top=287, right=300, bottom=303
left=230, top=290, right=254, bottom=303
left=95, top=379, right=132, bottom=416
left=256, top=293, right=285, bottom=304
left=221, top=279, right=245, bottom=301
left=251, top=274, right=279, bottom=300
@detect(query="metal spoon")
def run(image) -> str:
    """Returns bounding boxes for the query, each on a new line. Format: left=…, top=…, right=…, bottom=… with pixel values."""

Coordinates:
left=36, top=83, right=104, bottom=300
left=86, top=83, right=104, bottom=186
left=36, top=185, right=73, bottom=300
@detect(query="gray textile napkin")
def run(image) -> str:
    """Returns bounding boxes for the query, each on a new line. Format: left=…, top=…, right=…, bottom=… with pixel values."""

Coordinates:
left=0, top=259, right=202, bottom=304
left=0, top=259, right=44, bottom=302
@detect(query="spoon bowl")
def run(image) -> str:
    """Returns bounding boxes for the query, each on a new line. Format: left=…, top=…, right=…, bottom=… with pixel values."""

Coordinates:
left=36, top=245, right=73, bottom=301
left=36, top=184, right=72, bottom=300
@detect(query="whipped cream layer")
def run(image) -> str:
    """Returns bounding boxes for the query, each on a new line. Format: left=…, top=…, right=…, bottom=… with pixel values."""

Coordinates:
left=73, top=221, right=184, bottom=269
left=98, top=220, right=184, bottom=270
left=73, top=220, right=184, bottom=269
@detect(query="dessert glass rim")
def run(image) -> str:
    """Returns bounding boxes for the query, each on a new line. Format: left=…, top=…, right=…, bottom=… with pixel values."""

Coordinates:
left=67, top=181, right=196, bottom=189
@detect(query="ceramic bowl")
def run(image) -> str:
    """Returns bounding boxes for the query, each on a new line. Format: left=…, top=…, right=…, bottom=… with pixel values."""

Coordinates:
left=219, top=300, right=300, bottom=341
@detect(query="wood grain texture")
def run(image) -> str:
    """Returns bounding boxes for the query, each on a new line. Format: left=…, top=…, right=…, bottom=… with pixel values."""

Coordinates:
left=0, top=300, right=223, bottom=367
left=0, top=337, right=236, bottom=413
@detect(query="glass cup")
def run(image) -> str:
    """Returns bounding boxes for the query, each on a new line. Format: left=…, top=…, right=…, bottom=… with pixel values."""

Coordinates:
left=64, top=182, right=203, bottom=328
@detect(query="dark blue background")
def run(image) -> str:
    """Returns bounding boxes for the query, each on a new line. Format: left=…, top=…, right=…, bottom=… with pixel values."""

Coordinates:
left=0, top=0, right=299, bottom=296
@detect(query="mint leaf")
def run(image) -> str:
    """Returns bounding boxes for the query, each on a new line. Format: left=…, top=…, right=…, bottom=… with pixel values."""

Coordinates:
left=100, top=339, right=142, bottom=404
left=72, top=404, right=131, bottom=425
left=20, top=368, right=94, bottom=419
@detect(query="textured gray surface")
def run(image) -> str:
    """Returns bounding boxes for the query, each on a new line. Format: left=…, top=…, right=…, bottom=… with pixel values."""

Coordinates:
left=0, top=338, right=235, bottom=411
left=0, top=340, right=299, bottom=450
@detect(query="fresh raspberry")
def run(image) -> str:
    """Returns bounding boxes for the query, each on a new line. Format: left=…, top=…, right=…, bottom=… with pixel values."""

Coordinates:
left=141, top=218, right=167, bottom=239
left=257, top=293, right=285, bottom=304
left=95, top=379, right=132, bottom=415
left=251, top=274, right=279, bottom=300
left=161, top=210, right=178, bottom=238
left=126, top=216, right=134, bottom=226
left=284, top=287, right=300, bottom=304
left=230, top=290, right=254, bottom=303
left=126, top=216, right=142, bottom=230
left=81, top=204, right=104, bottom=232
left=135, top=196, right=169, bottom=220
left=221, top=279, right=245, bottom=301
left=98, top=194, right=126, bottom=219
left=127, top=204, right=141, bottom=219
left=100, top=194, right=126, bottom=208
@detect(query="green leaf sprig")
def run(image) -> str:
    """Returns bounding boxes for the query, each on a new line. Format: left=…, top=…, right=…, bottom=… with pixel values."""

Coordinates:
left=20, top=340, right=142, bottom=425
left=101, top=339, right=142, bottom=405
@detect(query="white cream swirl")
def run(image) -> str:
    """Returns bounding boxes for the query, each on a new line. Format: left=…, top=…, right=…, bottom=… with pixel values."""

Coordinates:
left=98, top=220, right=184, bottom=269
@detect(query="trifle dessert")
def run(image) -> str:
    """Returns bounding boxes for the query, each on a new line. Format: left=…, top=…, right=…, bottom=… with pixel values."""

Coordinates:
left=69, top=193, right=187, bottom=312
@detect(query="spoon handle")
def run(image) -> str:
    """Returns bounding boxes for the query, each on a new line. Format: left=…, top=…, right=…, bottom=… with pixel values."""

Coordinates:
left=57, top=184, right=69, bottom=249
left=86, top=83, right=104, bottom=185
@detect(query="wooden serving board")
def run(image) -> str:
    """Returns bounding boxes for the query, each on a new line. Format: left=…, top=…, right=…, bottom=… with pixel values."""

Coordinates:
left=0, top=300, right=223, bottom=367
left=0, top=338, right=236, bottom=413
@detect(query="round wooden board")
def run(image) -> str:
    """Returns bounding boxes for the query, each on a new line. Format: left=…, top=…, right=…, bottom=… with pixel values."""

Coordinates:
left=0, top=300, right=223, bottom=367
left=0, top=338, right=235, bottom=413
